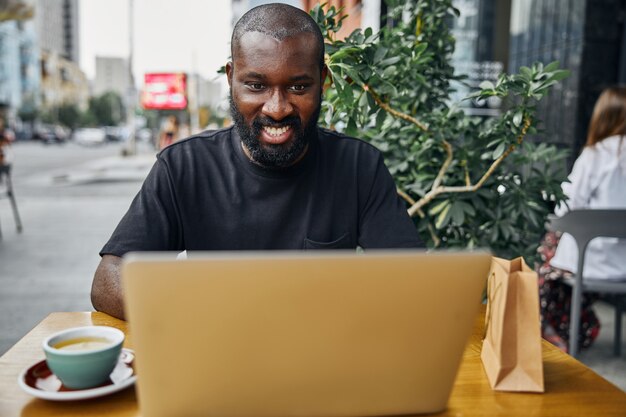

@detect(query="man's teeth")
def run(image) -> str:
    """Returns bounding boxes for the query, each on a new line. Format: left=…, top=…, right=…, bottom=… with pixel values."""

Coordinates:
left=263, top=126, right=290, bottom=136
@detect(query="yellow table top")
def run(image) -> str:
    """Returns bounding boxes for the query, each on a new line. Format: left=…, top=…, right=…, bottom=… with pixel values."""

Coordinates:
left=1, top=309, right=625, bottom=416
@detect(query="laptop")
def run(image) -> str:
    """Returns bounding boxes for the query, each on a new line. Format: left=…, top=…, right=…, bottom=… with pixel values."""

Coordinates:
left=122, top=250, right=491, bottom=417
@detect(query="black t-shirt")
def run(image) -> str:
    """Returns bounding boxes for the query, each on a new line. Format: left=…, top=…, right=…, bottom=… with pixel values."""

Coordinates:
left=101, top=126, right=422, bottom=255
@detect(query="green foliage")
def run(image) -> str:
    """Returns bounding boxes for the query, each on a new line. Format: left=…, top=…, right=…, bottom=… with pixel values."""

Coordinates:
left=312, top=0, right=570, bottom=262
left=88, top=91, right=126, bottom=126
left=57, top=104, right=82, bottom=130
left=79, top=109, right=98, bottom=127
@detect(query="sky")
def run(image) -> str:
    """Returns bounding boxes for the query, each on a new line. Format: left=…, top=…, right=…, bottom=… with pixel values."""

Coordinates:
left=79, top=0, right=232, bottom=84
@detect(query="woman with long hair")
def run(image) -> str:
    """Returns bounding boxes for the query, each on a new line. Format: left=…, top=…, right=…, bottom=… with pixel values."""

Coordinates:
left=538, top=86, right=626, bottom=352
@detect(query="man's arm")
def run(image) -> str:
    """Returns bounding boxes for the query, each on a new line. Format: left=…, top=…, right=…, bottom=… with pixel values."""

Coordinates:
left=92, top=158, right=182, bottom=320
left=91, top=255, right=125, bottom=320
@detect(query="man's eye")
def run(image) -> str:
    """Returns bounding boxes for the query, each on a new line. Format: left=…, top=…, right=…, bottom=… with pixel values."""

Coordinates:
left=247, top=83, right=265, bottom=91
left=289, top=84, right=307, bottom=92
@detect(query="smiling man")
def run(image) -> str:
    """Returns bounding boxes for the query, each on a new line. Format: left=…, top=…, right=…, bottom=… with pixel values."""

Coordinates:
left=91, top=3, right=422, bottom=320
left=228, top=26, right=324, bottom=168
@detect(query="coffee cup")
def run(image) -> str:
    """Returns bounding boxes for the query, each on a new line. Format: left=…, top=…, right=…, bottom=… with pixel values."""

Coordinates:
left=43, top=326, right=124, bottom=389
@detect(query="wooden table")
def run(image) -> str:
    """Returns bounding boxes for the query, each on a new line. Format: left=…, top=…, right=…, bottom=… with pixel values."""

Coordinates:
left=1, top=310, right=625, bottom=417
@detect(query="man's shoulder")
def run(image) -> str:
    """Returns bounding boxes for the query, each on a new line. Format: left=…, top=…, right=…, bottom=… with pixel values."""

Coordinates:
left=164, top=126, right=233, bottom=150
left=158, top=126, right=233, bottom=156
left=317, top=127, right=383, bottom=158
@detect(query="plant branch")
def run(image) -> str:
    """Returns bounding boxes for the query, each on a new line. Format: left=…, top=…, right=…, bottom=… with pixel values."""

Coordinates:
left=363, top=84, right=429, bottom=132
left=407, top=116, right=532, bottom=216
left=397, top=188, right=441, bottom=246
left=471, top=116, right=530, bottom=189
left=432, top=140, right=453, bottom=189
left=361, top=83, right=453, bottom=215
left=397, top=188, right=416, bottom=205
left=361, top=83, right=531, bottom=222
left=427, top=223, right=441, bottom=247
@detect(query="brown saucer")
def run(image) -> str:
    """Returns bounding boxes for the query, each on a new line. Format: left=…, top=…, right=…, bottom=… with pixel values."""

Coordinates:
left=18, top=348, right=136, bottom=401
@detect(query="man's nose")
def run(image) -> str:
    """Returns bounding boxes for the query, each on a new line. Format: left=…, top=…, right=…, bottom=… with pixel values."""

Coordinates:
left=262, top=89, right=294, bottom=120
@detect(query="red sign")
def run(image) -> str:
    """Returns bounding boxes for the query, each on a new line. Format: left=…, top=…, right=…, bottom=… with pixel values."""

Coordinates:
left=141, top=73, right=188, bottom=110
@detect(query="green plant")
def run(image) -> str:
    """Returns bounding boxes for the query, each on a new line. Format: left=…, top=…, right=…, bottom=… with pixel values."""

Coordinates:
left=312, top=0, right=570, bottom=261
left=88, top=92, right=126, bottom=126
left=57, top=104, right=82, bottom=130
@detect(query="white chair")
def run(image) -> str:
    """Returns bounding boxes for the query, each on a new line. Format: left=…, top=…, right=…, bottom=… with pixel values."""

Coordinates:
left=547, top=209, right=626, bottom=358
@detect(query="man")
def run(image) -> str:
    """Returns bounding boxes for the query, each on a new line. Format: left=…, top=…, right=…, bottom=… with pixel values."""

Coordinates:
left=92, top=3, right=422, bottom=320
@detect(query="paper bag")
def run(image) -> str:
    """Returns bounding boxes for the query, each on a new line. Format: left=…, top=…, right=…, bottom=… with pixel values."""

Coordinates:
left=481, top=257, right=544, bottom=392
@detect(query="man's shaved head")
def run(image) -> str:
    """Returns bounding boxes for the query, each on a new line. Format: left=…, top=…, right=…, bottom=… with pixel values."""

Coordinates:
left=231, top=3, right=325, bottom=71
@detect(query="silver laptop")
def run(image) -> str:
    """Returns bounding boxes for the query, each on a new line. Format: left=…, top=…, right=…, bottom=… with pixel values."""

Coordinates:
left=122, top=250, right=491, bottom=417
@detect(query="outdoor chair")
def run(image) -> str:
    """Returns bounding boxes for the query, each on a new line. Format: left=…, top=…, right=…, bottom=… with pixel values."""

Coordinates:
left=547, top=209, right=626, bottom=358
left=0, top=163, right=23, bottom=238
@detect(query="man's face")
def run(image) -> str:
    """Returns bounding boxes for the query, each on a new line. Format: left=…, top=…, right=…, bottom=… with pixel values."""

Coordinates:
left=226, top=31, right=327, bottom=168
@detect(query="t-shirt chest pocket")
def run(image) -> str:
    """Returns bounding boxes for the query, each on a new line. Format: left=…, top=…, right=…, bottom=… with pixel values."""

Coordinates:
left=303, top=232, right=352, bottom=250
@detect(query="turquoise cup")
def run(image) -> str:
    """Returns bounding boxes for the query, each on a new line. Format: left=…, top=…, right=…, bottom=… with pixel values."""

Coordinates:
left=43, top=326, right=124, bottom=389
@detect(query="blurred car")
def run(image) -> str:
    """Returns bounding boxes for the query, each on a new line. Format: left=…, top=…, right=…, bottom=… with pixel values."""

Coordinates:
left=106, top=126, right=135, bottom=142
left=15, top=125, right=34, bottom=141
left=33, top=124, right=69, bottom=144
left=104, top=126, right=124, bottom=142
left=136, top=127, right=154, bottom=143
left=73, top=128, right=106, bottom=146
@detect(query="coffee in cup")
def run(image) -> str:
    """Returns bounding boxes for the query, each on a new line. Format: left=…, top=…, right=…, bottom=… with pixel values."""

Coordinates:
left=43, top=326, right=124, bottom=389
left=53, top=337, right=112, bottom=351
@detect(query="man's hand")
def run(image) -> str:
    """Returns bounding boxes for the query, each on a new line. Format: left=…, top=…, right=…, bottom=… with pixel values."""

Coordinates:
left=91, top=255, right=125, bottom=320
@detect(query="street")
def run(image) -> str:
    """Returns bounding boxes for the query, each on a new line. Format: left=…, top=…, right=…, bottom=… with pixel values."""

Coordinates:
left=0, top=140, right=155, bottom=355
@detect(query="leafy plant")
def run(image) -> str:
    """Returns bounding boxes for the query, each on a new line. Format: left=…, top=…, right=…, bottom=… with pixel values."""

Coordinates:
left=311, top=0, right=570, bottom=261
left=88, top=92, right=126, bottom=127
left=57, top=104, right=82, bottom=130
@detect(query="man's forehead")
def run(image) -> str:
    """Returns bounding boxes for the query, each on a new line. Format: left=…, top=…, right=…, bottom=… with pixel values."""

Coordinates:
left=233, top=30, right=318, bottom=59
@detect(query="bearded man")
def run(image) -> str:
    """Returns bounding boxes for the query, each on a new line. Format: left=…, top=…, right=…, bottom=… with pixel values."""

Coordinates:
left=92, top=3, right=422, bottom=320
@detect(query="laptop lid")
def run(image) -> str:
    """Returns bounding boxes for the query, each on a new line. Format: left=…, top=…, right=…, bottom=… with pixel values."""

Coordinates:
left=122, top=250, right=491, bottom=417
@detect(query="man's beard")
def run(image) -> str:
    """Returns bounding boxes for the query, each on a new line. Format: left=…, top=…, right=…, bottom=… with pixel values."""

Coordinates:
left=229, top=95, right=320, bottom=169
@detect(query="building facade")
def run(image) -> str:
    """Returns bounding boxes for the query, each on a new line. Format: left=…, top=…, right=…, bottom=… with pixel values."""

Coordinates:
left=93, top=56, right=131, bottom=98
left=301, top=0, right=365, bottom=39
left=34, top=0, right=87, bottom=112
left=35, top=0, right=79, bottom=63
left=449, top=0, right=511, bottom=116
left=39, top=49, right=88, bottom=111
left=509, top=0, right=626, bottom=165
left=0, top=18, right=40, bottom=121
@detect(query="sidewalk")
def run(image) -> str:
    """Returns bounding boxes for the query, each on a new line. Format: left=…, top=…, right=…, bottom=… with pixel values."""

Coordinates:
left=578, top=302, right=626, bottom=391
left=48, top=153, right=156, bottom=186
left=0, top=143, right=155, bottom=359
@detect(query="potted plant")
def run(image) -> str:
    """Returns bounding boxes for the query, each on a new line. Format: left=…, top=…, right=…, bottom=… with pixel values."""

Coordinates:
left=313, top=0, right=570, bottom=261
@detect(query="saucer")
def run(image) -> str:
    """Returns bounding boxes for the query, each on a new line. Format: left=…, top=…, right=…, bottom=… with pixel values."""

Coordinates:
left=18, top=348, right=137, bottom=401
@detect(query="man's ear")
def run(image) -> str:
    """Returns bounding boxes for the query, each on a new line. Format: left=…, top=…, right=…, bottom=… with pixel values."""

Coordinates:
left=226, top=62, right=233, bottom=87
left=321, top=64, right=330, bottom=94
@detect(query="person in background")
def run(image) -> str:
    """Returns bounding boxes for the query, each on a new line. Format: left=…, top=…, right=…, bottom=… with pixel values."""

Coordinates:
left=538, top=86, right=626, bottom=352
left=158, top=115, right=180, bottom=150
left=0, top=116, right=15, bottom=168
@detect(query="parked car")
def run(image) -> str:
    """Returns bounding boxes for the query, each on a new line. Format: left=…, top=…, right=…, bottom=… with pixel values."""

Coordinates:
left=33, top=124, right=69, bottom=144
left=136, top=127, right=154, bottom=143
left=15, top=125, right=34, bottom=141
left=73, top=127, right=106, bottom=146
left=104, top=126, right=121, bottom=142
left=105, top=126, right=134, bottom=142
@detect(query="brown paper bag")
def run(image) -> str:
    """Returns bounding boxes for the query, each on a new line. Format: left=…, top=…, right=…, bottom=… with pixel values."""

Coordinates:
left=481, top=257, right=544, bottom=393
